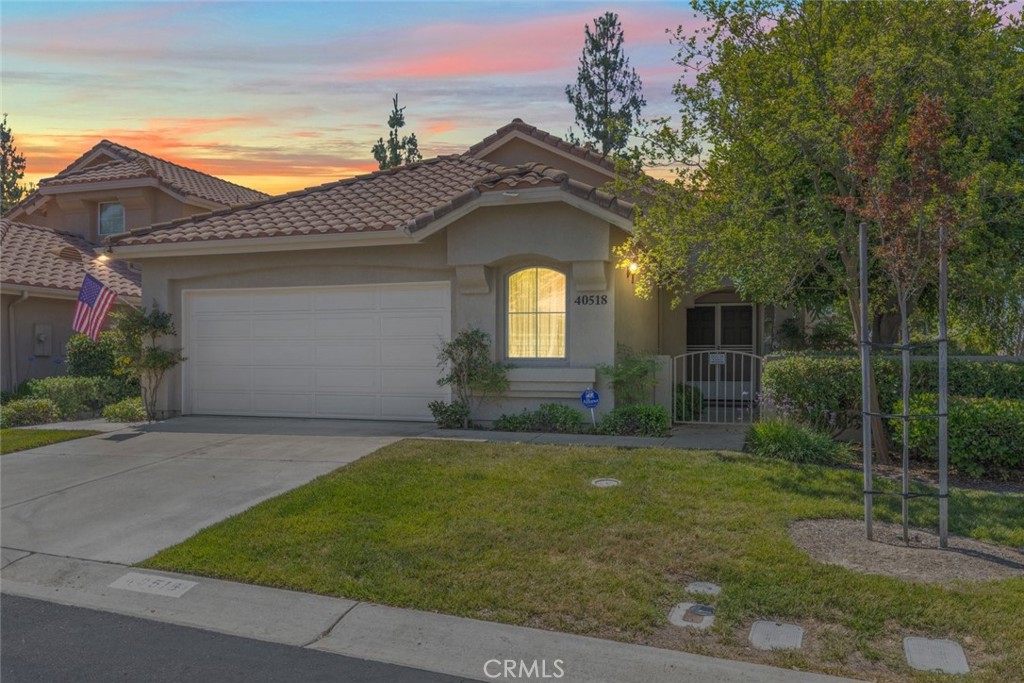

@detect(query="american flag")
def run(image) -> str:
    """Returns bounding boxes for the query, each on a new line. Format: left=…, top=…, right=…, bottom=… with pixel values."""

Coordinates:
left=73, top=274, right=117, bottom=340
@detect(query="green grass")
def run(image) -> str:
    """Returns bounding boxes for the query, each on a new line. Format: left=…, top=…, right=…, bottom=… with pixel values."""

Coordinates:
left=0, top=428, right=100, bottom=454
left=143, top=440, right=1024, bottom=681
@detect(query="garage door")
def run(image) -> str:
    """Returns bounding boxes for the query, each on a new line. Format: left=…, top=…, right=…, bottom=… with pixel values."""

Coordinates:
left=184, top=282, right=450, bottom=420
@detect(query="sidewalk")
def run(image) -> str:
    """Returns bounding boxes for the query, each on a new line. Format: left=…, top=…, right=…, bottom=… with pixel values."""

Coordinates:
left=429, top=424, right=747, bottom=451
left=2, top=551, right=854, bottom=683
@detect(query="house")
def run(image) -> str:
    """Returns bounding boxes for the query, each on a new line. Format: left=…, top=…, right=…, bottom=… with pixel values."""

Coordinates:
left=1, top=141, right=269, bottom=391
left=106, top=120, right=777, bottom=422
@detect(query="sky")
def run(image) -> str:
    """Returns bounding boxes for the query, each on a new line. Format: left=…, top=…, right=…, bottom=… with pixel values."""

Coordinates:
left=2, top=0, right=703, bottom=196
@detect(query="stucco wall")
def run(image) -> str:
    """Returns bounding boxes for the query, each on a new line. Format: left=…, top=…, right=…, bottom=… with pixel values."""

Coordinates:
left=2, top=293, right=78, bottom=391
left=13, top=186, right=207, bottom=242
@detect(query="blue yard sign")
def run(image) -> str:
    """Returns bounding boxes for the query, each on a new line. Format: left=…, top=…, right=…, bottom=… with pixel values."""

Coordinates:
left=581, top=387, right=600, bottom=426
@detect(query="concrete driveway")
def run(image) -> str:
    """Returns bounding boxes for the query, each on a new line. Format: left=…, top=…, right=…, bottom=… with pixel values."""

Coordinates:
left=1, top=416, right=433, bottom=565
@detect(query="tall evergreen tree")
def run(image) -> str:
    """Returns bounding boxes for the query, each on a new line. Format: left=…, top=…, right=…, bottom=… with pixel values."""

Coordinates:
left=371, top=94, right=422, bottom=170
left=1, top=113, right=28, bottom=210
left=565, top=12, right=645, bottom=156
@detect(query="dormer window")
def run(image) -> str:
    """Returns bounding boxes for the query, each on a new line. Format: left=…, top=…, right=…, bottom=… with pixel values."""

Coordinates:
left=98, top=202, right=125, bottom=235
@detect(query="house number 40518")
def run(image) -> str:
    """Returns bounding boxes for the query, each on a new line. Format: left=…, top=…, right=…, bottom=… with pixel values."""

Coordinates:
left=574, top=295, right=608, bottom=305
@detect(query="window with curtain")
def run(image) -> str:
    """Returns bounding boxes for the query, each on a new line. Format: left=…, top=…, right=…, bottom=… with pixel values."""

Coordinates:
left=98, top=202, right=125, bottom=235
left=507, top=267, right=566, bottom=358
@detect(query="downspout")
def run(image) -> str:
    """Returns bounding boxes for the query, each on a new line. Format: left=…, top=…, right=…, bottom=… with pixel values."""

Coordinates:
left=7, top=291, right=29, bottom=391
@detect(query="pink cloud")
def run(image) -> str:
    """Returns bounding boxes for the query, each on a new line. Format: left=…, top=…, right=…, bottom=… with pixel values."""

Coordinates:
left=351, top=7, right=694, bottom=81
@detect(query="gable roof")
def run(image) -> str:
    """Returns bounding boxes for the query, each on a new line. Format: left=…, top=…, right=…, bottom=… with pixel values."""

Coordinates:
left=7, top=140, right=269, bottom=216
left=107, top=155, right=633, bottom=249
left=1, top=218, right=140, bottom=297
left=464, top=119, right=617, bottom=175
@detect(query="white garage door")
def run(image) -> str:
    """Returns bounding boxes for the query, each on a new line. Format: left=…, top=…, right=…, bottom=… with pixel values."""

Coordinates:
left=184, top=282, right=450, bottom=421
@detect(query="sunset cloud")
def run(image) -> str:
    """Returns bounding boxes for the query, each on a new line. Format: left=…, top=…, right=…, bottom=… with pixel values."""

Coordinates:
left=6, top=1, right=697, bottom=195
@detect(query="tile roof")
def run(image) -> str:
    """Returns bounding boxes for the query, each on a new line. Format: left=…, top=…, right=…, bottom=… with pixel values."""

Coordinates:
left=108, top=156, right=633, bottom=248
left=38, top=140, right=270, bottom=207
left=464, top=119, right=617, bottom=174
left=1, top=219, right=140, bottom=297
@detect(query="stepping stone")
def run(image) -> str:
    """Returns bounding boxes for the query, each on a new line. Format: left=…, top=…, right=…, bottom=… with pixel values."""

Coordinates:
left=904, top=637, right=970, bottom=674
left=749, top=621, right=804, bottom=650
left=668, top=602, right=715, bottom=630
left=685, top=581, right=721, bottom=596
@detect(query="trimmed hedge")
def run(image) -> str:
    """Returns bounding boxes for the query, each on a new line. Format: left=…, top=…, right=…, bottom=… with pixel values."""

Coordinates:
left=494, top=404, right=584, bottom=433
left=65, top=332, right=140, bottom=399
left=761, top=354, right=1024, bottom=433
left=102, top=397, right=147, bottom=423
left=0, top=398, right=62, bottom=427
left=890, top=394, right=1024, bottom=479
left=428, top=400, right=470, bottom=429
left=746, top=418, right=850, bottom=465
left=597, top=404, right=670, bottom=437
left=23, top=376, right=131, bottom=419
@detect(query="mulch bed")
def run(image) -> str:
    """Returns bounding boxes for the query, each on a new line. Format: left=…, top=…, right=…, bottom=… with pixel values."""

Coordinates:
left=789, top=518, right=1024, bottom=583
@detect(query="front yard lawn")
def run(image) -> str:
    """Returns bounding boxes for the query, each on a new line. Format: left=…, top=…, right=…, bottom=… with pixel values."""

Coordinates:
left=0, top=428, right=100, bottom=454
left=144, top=440, right=1024, bottom=681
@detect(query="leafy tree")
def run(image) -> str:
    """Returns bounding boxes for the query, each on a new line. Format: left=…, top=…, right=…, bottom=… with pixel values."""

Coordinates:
left=565, top=11, right=645, bottom=156
left=1, top=113, right=28, bottom=210
left=371, top=94, right=422, bottom=170
left=111, top=307, right=185, bottom=421
left=618, top=0, right=1023, bottom=458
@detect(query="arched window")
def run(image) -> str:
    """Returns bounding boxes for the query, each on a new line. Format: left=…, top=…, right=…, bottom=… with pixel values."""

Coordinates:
left=507, top=267, right=566, bottom=358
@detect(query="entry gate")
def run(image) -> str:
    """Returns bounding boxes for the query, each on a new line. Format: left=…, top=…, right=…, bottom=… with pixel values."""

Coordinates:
left=673, top=350, right=763, bottom=424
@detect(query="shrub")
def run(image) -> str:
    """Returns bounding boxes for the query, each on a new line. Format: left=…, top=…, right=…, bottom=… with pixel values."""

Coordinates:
left=761, top=354, right=1024, bottom=434
left=23, top=376, right=126, bottom=419
left=493, top=410, right=536, bottom=432
left=533, top=403, right=583, bottom=433
left=597, top=404, right=670, bottom=437
left=746, top=418, right=849, bottom=465
left=0, top=398, right=61, bottom=427
left=597, top=344, right=661, bottom=407
left=65, top=332, right=140, bottom=399
left=674, top=383, right=703, bottom=421
left=436, top=328, right=512, bottom=428
left=102, top=397, right=147, bottom=423
left=66, top=332, right=118, bottom=377
left=428, top=400, right=471, bottom=429
left=890, top=394, right=1024, bottom=479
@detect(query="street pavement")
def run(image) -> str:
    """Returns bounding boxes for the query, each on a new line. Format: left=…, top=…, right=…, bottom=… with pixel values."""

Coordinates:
left=2, top=594, right=469, bottom=683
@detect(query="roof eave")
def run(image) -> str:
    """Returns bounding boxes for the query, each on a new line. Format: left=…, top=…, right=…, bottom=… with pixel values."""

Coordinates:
left=108, top=229, right=419, bottom=260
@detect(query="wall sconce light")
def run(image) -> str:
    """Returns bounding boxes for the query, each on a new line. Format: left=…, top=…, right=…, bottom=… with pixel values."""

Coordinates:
left=626, top=261, right=639, bottom=283
left=95, top=253, right=110, bottom=262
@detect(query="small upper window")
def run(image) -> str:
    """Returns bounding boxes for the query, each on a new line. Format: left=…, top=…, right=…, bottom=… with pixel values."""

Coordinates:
left=507, top=267, right=566, bottom=359
left=98, top=202, right=125, bottom=235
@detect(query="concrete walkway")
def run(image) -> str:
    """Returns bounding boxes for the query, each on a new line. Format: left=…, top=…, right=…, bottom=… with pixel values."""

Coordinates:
left=2, top=552, right=855, bottom=683
left=431, top=424, right=747, bottom=451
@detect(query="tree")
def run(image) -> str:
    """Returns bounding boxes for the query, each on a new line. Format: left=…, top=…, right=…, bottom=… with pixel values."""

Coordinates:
left=618, top=0, right=1023, bottom=458
left=565, top=11, right=645, bottom=156
left=112, top=307, right=185, bottom=421
left=371, top=94, right=422, bottom=170
left=1, top=113, right=28, bottom=210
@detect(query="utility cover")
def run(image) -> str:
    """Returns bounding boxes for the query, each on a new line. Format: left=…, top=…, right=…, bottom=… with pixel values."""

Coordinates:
left=686, top=581, right=722, bottom=596
left=904, top=637, right=970, bottom=674
left=109, top=572, right=197, bottom=598
left=668, top=602, right=715, bottom=630
left=749, top=621, right=803, bottom=650
left=591, top=478, right=621, bottom=488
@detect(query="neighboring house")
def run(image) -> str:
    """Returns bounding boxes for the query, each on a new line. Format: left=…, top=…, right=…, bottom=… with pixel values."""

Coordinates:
left=1, top=141, right=269, bottom=391
left=107, top=120, right=780, bottom=422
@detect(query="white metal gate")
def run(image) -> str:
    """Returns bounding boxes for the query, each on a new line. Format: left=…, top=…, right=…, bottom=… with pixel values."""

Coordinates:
left=673, top=350, right=763, bottom=424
